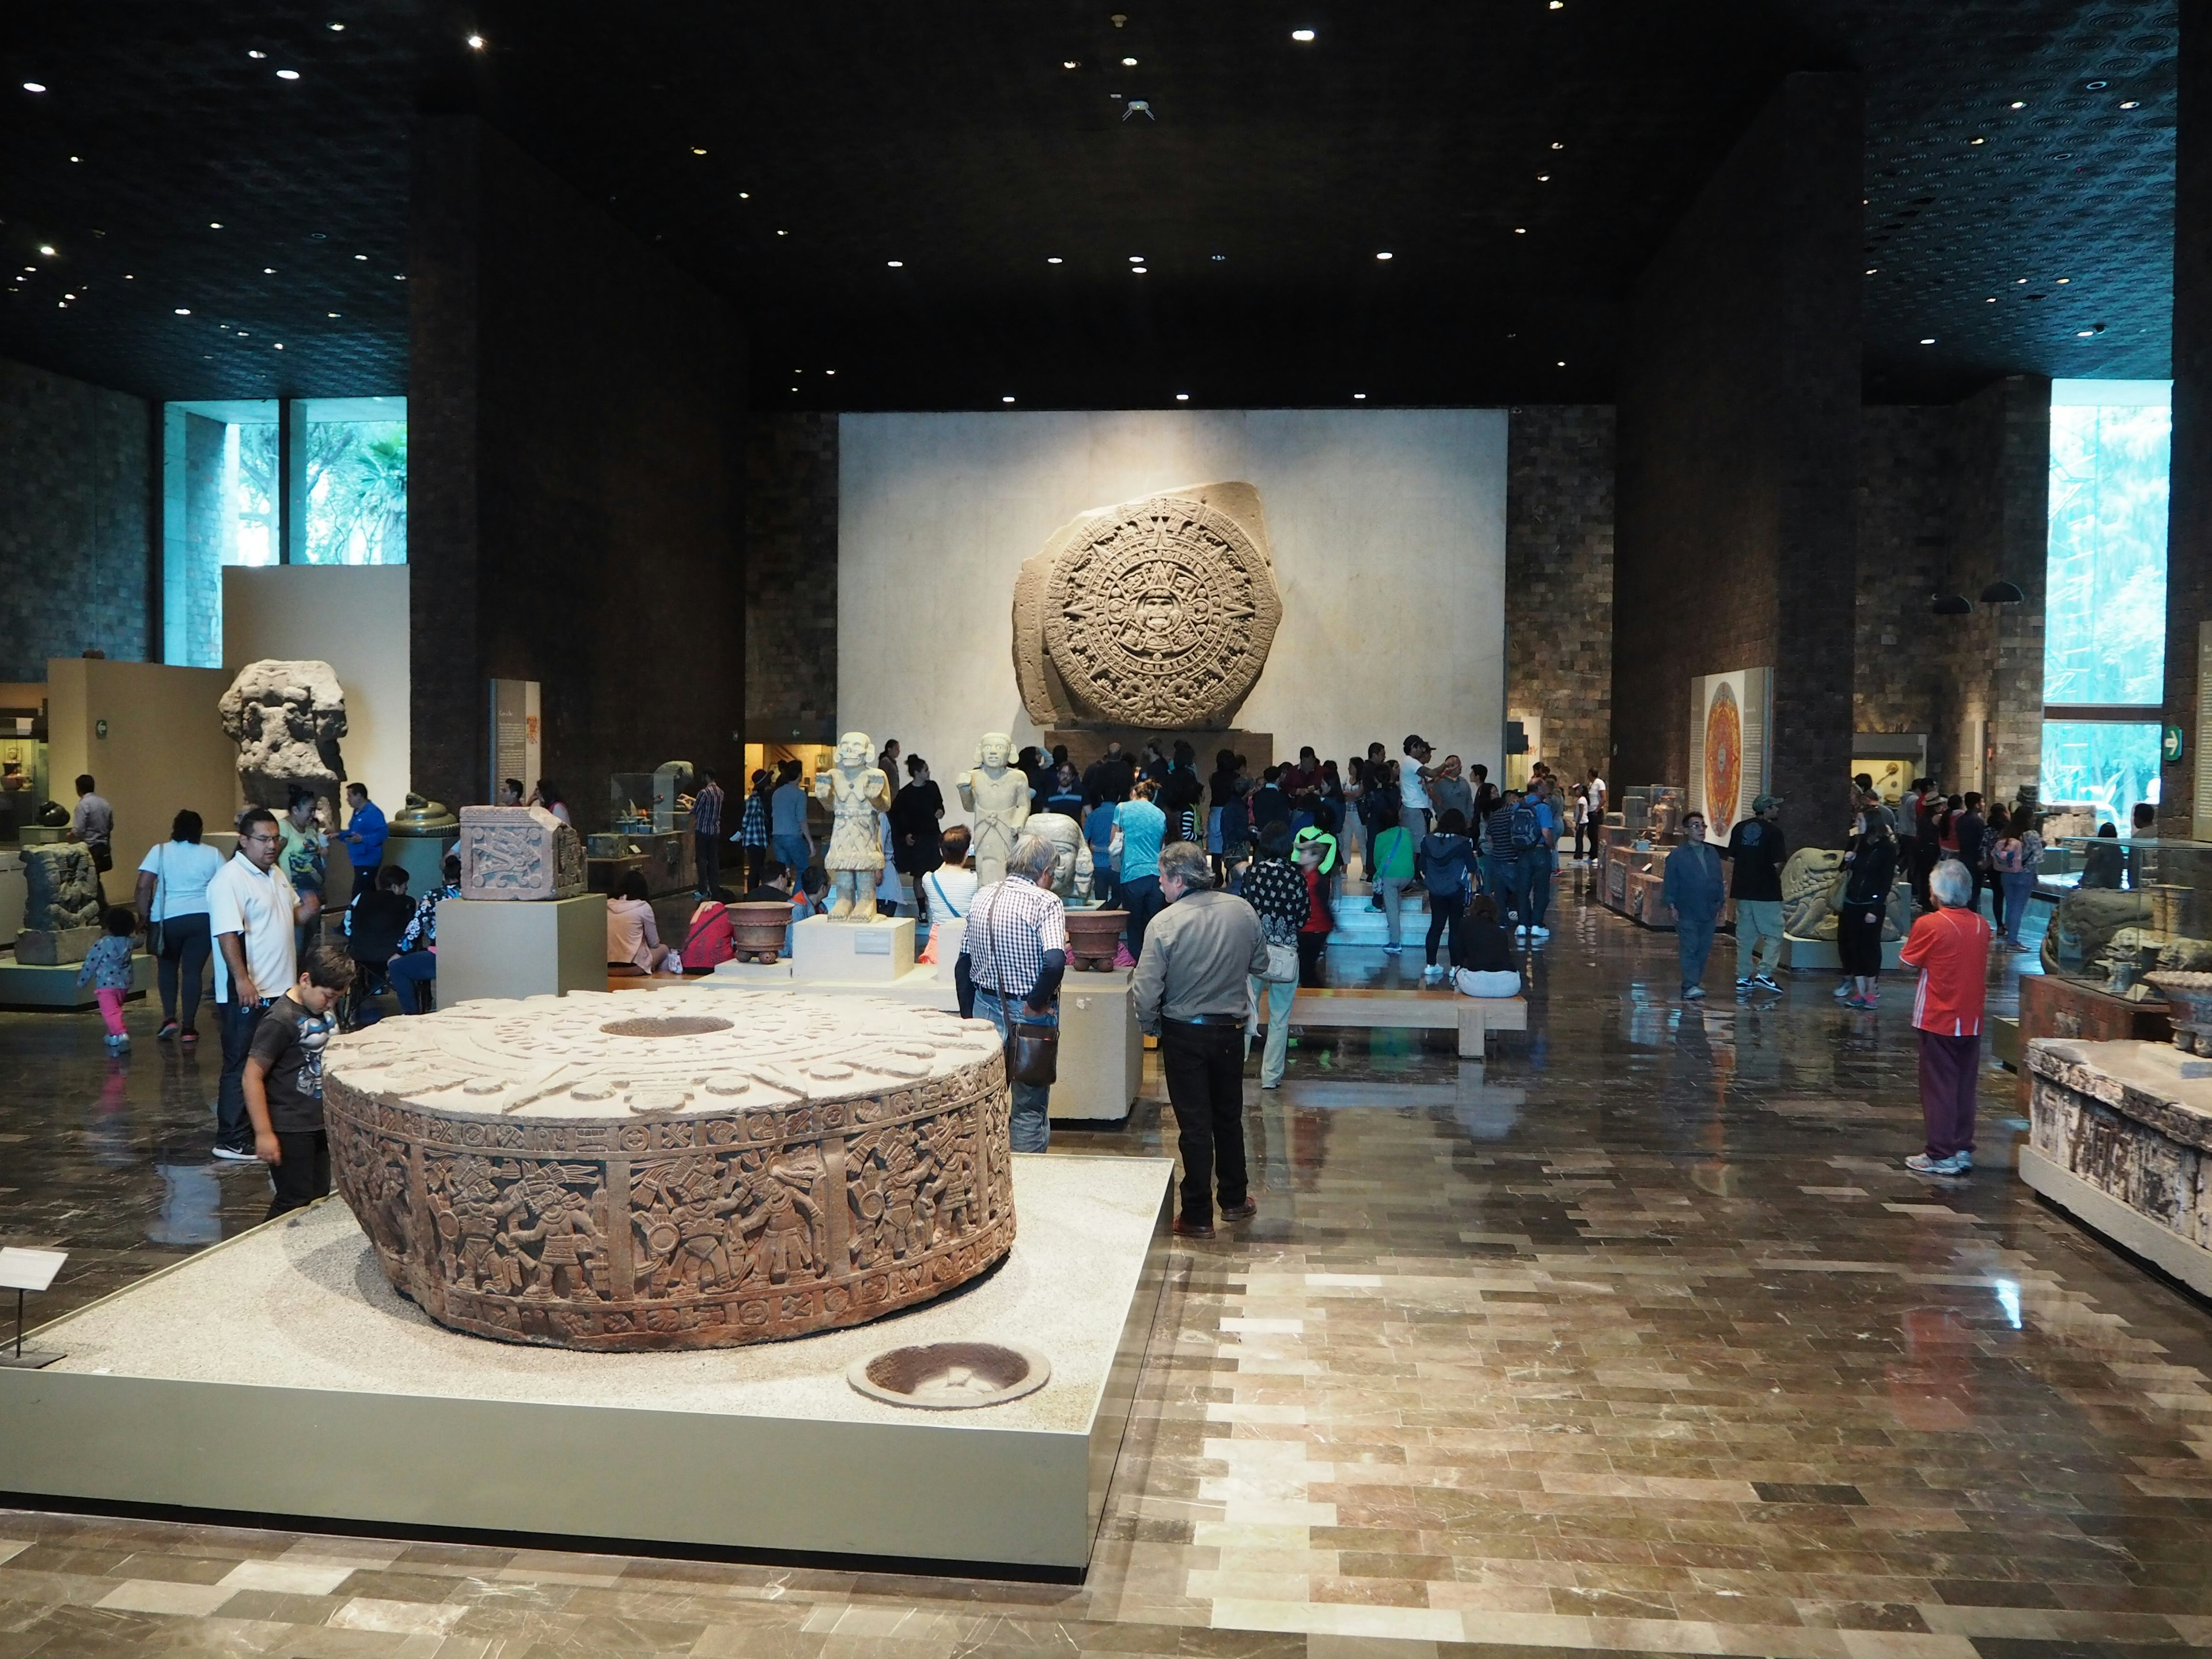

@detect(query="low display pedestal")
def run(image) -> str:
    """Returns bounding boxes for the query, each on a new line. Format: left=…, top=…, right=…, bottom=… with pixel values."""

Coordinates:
left=1774, top=932, right=1906, bottom=974
left=0, top=949, right=152, bottom=1009
left=790, top=913, right=914, bottom=982
left=2023, top=1037, right=2212, bottom=1297
left=0, top=1156, right=1174, bottom=1576
left=436, top=893, right=607, bottom=1004
left=1051, top=968, right=1142, bottom=1124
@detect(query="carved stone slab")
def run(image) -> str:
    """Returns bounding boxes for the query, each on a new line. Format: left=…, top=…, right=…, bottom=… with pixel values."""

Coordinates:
left=459, top=805, right=585, bottom=901
left=219, top=659, right=348, bottom=809
left=22, top=844, right=101, bottom=956
left=1013, top=481, right=1281, bottom=730
left=323, top=987, right=1017, bottom=1350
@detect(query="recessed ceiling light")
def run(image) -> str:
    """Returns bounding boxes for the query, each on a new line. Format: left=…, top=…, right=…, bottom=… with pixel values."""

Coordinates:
left=1210, top=253, right=1226, bottom=261
left=1550, top=140, right=1563, bottom=150
left=1047, top=256, right=1063, bottom=264
left=1376, top=251, right=1392, bottom=260
left=1986, top=296, right=1998, bottom=302
left=68, top=155, right=79, bottom=162
left=1866, top=267, right=1878, bottom=275
left=264, top=266, right=275, bottom=273
left=1556, top=360, right=1566, bottom=367
left=37, top=245, right=54, bottom=256
left=2120, top=100, right=2141, bottom=109
left=328, top=311, right=340, bottom=317
left=738, top=191, right=749, bottom=199
left=2017, top=276, right=2028, bottom=283
left=248, top=50, right=266, bottom=59
left=2085, top=79, right=2108, bottom=91
left=21, top=82, right=46, bottom=93
left=2056, top=276, right=2070, bottom=283
left=1131, top=266, right=1147, bottom=273
left=467, top=34, right=485, bottom=48
left=2078, top=328, right=2094, bottom=336
left=1175, top=392, right=1190, bottom=401
left=691, top=146, right=707, bottom=155
left=238, top=331, right=249, bottom=337
left=393, top=273, right=404, bottom=280
left=353, top=253, right=366, bottom=260
left=210, top=221, right=223, bottom=229
left=1353, top=393, right=1366, bottom=400
left=329, top=21, right=344, bottom=29
left=274, top=343, right=283, bottom=349
left=276, top=69, right=300, bottom=79
left=1536, top=172, right=1550, bottom=181
left=1513, top=227, right=1526, bottom=234
left=1121, top=56, right=1137, bottom=66
left=2010, top=100, right=2026, bottom=108
left=886, top=259, right=902, bottom=267
left=1062, top=59, right=1079, bottom=69
left=1291, top=28, right=1315, bottom=41
left=1548, top=1, right=1563, bottom=9
left=777, top=229, right=788, bottom=236
left=63, top=293, right=74, bottom=300
left=124, top=273, right=132, bottom=279
left=1920, top=336, right=1936, bottom=345
left=1002, top=395, right=1016, bottom=403
left=1128, top=255, right=1143, bottom=262
left=825, top=369, right=835, bottom=375
left=175, top=308, right=191, bottom=315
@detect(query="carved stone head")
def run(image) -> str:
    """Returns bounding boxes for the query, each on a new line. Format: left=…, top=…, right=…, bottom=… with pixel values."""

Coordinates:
left=836, top=730, right=872, bottom=770
left=976, top=732, right=1012, bottom=770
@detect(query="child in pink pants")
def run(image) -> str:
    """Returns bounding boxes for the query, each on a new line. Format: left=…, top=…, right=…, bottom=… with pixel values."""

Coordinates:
left=77, top=907, right=140, bottom=1053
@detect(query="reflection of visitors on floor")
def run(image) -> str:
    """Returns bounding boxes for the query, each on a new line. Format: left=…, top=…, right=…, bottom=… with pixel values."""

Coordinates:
left=135, top=809, right=226, bottom=1046
left=210, top=808, right=321, bottom=1162
left=243, top=944, right=353, bottom=1219
left=607, top=870, right=680, bottom=975
left=1900, top=859, right=1991, bottom=1177
left=388, top=854, right=459, bottom=1014
left=1661, top=811, right=1724, bottom=1000
left=1135, top=842, right=1268, bottom=1238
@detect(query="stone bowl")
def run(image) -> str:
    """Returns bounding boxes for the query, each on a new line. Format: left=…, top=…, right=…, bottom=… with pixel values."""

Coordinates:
left=2146, top=971, right=2212, bottom=1050
left=1065, top=908, right=1128, bottom=972
left=727, top=902, right=793, bottom=964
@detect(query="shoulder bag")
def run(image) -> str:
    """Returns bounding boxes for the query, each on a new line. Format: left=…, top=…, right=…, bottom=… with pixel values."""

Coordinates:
left=144, top=843, right=167, bottom=956
left=983, top=884, right=1059, bottom=1087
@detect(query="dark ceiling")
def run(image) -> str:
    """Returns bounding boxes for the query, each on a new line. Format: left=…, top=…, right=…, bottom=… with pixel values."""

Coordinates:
left=0, top=1, right=2178, bottom=411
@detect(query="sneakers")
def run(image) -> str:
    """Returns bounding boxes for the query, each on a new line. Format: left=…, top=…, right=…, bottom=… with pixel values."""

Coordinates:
left=1682, top=984, right=1706, bottom=1001
left=1735, top=976, right=1754, bottom=992
left=156, top=1021, right=179, bottom=1041
left=1753, top=973, right=1781, bottom=992
left=1382, top=944, right=1402, bottom=955
left=1833, top=982, right=1855, bottom=1001
left=1906, top=1151, right=1971, bottom=1176
left=211, top=1143, right=259, bottom=1162
left=103, top=1033, right=130, bottom=1054
left=1422, top=963, right=1444, bottom=984
left=1528, top=926, right=1550, bottom=940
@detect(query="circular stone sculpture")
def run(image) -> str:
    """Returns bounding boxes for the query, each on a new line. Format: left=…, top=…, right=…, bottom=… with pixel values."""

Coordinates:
left=323, top=987, right=1016, bottom=1351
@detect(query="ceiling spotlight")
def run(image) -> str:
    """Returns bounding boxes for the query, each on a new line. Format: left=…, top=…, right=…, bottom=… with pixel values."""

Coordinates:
left=209, top=221, right=223, bottom=229
left=2120, top=100, right=2141, bottom=109
left=738, top=192, right=749, bottom=199
left=37, top=245, right=54, bottom=256
left=1919, top=336, right=1936, bottom=345
left=1555, top=360, right=1566, bottom=367
left=2056, top=276, right=2070, bottom=283
left=776, top=229, right=788, bottom=236
left=467, top=34, right=485, bottom=48
left=1513, top=226, right=1526, bottom=234
left=1969, top=136, right=1986, bottom=145
left=1987, top=296, right=1998, bottom=302
left=2017, top=276, right=2028, bottom=283
left=1548, top=1, right=1563, bottom=9
left=2077, top=329, right=2095, bottom=337
left=264, top=266, right=275, bottom=273
left=1175, top=392, right=1190, bottom=401
left=1047, top=256, right=1063, bottom=264
left=274, top=343, right=283, bottom=349
left=68, top=154, right=79, bottom=162
left=327, top=311, right=340, bottom=317
left=21, top=82, right=46, bottom=93
left=276, top=69, right=300, bottom=79
left=691, top=146, right=707, bottom=155
left=1353, top=392, right=1366, bottom=400
left=353, top=252, right=366, bottom=260
left=1536, top=172, right=1550, bottom=181
left=1121, top=55, right=1137, bottom=66
left=1376, top=251, right=1392, bottom=260
left=1131, top=265, right=1147, bottom=273
left=329, top=21, right=344, bottom=29
left=1210, top=253, right=1226, bottom=261
left=1866, top=267, right=1878, bottom=275
left=1062, top=59, right=1079, bottom=69
left=886, top=259, right=902, bottom=267
left=248, top=50, right=266, bottom=59
left=1550, top=140, right=1563, bottom=150
left=1002, top=395, right=1016, bottom=403
left=174, top=308, right=191, bottom=315
left=2010, top=100, right=2026, bottom=108
left=2084, top=79, right=2108, bottom=91
left=1291, top=28, right=1315, bottom=41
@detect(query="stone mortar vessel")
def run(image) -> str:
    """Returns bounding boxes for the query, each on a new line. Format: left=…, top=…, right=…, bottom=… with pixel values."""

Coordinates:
left=324, top=987, right=1016, bottom=1351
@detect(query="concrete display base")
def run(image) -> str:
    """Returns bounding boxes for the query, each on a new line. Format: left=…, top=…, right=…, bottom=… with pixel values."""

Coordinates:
left=1774, top=932, right=1906, bottom=973
left=437, top=893, right=608, bottom=1005
left=791, top=914, right=915, bottom=982
left=14, top=926, right=99, bottom=966
left=0, top=1156, right=1172, bottom=1575
left=0, top=851, right=23, bottom=938
left=0, top=950, right=152, bottom=1009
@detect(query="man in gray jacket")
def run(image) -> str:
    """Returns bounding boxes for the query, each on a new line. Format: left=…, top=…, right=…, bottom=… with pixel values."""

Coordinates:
left=1133, top=842, right=1270, bottom=1238
left=1661, top=809, right=1726, bottom=1001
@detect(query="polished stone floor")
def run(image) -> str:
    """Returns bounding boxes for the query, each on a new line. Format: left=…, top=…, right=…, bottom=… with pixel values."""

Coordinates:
left=6, top=873, right=2212, bottom=1659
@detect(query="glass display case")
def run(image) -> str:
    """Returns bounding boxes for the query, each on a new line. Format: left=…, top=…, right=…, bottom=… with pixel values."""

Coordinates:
left=2043, top=836, right=2212, bottom=988
left=1597, top=784, right=1688, bottom=927
left=609, top=763, right=696, bottom=834
left=0, top=736, right=50, bottom=844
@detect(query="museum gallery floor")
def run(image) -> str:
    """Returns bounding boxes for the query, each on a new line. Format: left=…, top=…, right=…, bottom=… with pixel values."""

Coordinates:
left=4, top=876, right=2212, bottom=1657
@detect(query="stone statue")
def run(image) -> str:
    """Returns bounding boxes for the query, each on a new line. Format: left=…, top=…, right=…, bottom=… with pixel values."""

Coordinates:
left=458, top=804, right=585, bottom=900
left=219, top=660, right=347, bottom=810
left=1021, top=812, right=1094, bottom=902
left=813, top=730, right=891, bottom=921
left=17, top=843, right=103, bottom=964
left=1012, top=480, right=1282, bottom=729
left=1778, top=847, right=1912, bottom=944
left=321, top=986, right=1015, bottom=1350
left=956, top=732, right=1032, bottom=888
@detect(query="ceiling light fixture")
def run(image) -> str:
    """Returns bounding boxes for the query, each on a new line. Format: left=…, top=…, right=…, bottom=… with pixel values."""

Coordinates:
left=1919, top=336, right=1936, bottom=344
left=691, top=146, right=707, bottom=155
left=37, top=245, right=54, bottom=256
left=1353, top=393, right=1366, bottom=400
left=1291, top=28, right=1315, bottom=41
left=2077, top=328, right=2094, bottom=337
left=1175, top=392, right=1190, bottom=401
left=175, top=308, right=190, bottom=315
left=467, top=34, right=484, bottom=48
left=1982, top=579, right=2026, bottom=604
left=354, top=252, right=366, bottom=260
left=22, top=82, right=46, bottom=93
left=2010, top=100, right=2026, bottom=108
left=776, top=229, right=787, bottom=236
left=329, top=20, right=344, bottom=29
left=248, top=50, right=266, bottom=58
left=1536, top=172, right=1550, bottom=181
left=276, top=69, right=300, bottom=79
left=1550, top=140, right=1563, bottom=150
left=1002, top=395, right=1016, bottom=403
left=2121, top=99, right=2141, bottom=109
left=2085, top=79, right=2108, bottom=90
left=1131, top=265, right=1147, bottom=273
left=68, top=155, right=78, bottom=162
left=1513, top=226, right=1526, bottom=234
left=274, top=343, right=283, bottom=349
left=1986, top=296, right=1998, bottom=302
left=264, top=266, right=275, bottom=273
left=1121, top=55, right=1137, bottom=66
left=1866, top=267, right=1878, bottom=275
left=1128, top=255, right=1143, bottom=262
left=1929, top=593, right=1972, bottom=616
left=327, top=311, right=340, bottom=317
left=1556, top=360, right=1566, bottom=367
left=1376, top=251, right=1392, bottom=260
left=210, top=221, right=222, bottom=229
left=1210, top=253, right=1226, bottom=261
left=2056, top=276, right=2070, bottom=283
left=738, top=191, right=749, bottom=199
left=886, top=259, right=902, bottom=267
left=2017, top=276, right=2028, bottom=283
left=1047, top=256, right=1062, bottom=263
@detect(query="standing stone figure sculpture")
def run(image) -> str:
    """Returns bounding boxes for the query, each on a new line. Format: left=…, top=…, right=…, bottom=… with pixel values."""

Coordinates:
left=813, top=731, right=892, bottom=920
left=1012, top=480, right=1282, bottom=729
left=219, top=660, right=348, bottom=810
left=957, top=733, right=1032, bottom=888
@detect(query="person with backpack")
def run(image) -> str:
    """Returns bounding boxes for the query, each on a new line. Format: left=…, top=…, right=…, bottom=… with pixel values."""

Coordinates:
left=1502, top=788, right=1546, bottom=939
left=1415, top=809, right=1475, bottom=984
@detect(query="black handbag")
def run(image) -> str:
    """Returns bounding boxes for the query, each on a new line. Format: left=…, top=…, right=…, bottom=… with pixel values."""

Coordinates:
left=982, top=887, right=1058, bottom=1086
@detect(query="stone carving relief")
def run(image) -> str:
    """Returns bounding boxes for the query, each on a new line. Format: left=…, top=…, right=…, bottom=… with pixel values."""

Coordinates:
left=1778, top=847, right=1911, bottom=943
left=17, top=843, right=104, bottom=963
left=219, top=660, right=348, bottom=809
left=457, top=805, right=585, bottom=901
left=1013, top=481, right=1281, bottom=729
left=323, top=987, right=1016, bottom=1350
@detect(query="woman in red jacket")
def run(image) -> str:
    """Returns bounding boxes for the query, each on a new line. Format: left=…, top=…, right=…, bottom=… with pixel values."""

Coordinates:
left=1897, top=858, right=1991, bottom=1176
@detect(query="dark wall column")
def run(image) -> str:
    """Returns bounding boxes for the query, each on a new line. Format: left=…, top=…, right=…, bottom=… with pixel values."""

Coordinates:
left=2166, top=0, right=2212, bottom=834
left=1612, top=72, right=1863, bottom=852
left=408, top=116, right=745, bottom=822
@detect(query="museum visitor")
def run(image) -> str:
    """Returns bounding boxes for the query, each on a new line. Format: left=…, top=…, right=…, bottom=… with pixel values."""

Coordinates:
left=134, top=808, right=226, bottom=1046
left=955, top=833, right=1066, bottom=1153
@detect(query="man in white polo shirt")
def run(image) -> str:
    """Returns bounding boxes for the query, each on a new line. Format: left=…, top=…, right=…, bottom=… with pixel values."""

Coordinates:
left=209, top=806, right=322, bottom=1160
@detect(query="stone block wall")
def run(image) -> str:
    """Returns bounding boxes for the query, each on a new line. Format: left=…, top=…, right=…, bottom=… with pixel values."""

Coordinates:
left=1855, top=406, right=1954, bottom=744
left=1507, top=405, right=1613, bottom=779
left=0, top=356, right=152, bottom=679
left=745, top=413, right=838, bottom=745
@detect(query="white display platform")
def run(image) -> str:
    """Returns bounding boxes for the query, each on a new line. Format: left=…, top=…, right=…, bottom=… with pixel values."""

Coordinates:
left=0, top=1154, right=1173, bottom=1575
left=791, top=914, right=914, bottom=982
left=1774, top=931, right=1907, bottom=974
left=0, top=949, right=154, bottom=1009
left=438, top=893, right=607, bottom=1004
left=0, top=851, right=24, bottom=937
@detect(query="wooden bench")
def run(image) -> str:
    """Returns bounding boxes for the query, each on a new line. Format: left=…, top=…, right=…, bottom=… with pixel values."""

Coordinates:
left=1281, top=986, right=1529, bottom=1058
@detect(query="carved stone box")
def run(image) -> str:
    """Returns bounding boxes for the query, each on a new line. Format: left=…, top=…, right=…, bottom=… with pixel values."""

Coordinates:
left=458, top=805, right=585, bottom=902
left=323, top=987, right=1017, bottom=1350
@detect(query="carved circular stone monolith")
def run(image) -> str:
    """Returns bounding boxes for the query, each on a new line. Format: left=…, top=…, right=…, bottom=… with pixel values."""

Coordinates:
left=323, top=988, right=1016, bottom=1351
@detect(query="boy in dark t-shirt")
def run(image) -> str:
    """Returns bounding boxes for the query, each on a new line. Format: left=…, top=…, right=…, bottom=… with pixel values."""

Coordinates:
left=245, top=944, right=355, bottom=1219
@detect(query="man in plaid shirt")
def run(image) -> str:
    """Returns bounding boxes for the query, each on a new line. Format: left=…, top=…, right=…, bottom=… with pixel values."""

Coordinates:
left=691, top=769, right=726, bottom=897
left=956, top=834, right=1067, bottom=1152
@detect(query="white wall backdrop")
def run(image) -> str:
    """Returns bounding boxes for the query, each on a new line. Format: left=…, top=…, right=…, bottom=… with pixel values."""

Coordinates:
left=838, top=410, right=1507, bottom=820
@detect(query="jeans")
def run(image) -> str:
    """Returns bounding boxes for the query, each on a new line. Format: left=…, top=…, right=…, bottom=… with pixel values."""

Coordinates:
left=696, top=832, right=721, bottom=896
left=1161, top=1019, right=1249, bottom=1226
left=771, top=834, right=810, bottom=875
left=1482, top=855, right=1520, bottom=920
left=1374, top=878, right=1408, bottom=948
left=1425, top=889, right=1464, bottom=965
left=1917, top=1029, right=1980, bottom=1159
left=973, top=988, right=1055, bottom=1152
left=1120, top=875, right=1163, bottom=961
left=1676, top=911, right=1717, bottom=991
left=216, top=998, right=270, bottom=1151
left=2001, top=871, right=2036, bottom=944
left=1247, top=975, right=1296, bottom=1087
left=268, top=1129, right=331, bottom=1219
left=388, top=949, right=438, bottom=1013
left=157, top=910, right=212, bottom=1032
left=1527, top=849, right=1553, bottom=929
left=1735, top=899, right=1784, bottom=975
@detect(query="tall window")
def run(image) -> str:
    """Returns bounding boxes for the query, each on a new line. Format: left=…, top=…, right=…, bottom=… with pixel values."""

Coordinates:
left=2040, top=379, right=2170, bottom=825
left=162, top=396, right=405, bottom=668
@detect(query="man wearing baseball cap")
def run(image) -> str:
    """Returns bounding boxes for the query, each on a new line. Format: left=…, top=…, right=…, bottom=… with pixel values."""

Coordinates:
left=1720, top=793, right=1788, bottom=993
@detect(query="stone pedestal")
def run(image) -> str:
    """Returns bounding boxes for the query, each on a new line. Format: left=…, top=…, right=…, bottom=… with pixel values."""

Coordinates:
left=1050, top=968, right=1141, bottom=1125
left=436, top=893, right=607, bottom=1005
left=0, top=851, right=23, bottom=937
left=0, top=950, right=153, bottom=1008
left=790, top=914, right=914, bottom=983
left=14, top=926, right=99, bottom=967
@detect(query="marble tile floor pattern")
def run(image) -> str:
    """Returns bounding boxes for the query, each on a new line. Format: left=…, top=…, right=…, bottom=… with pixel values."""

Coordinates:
left=5, top=873, right=2211, bottom=1659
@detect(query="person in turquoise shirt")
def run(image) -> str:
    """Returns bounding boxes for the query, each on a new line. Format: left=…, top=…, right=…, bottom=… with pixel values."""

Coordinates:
left=1112, top=781, right=1169, bottom=960
left=1368, top=801, right=1415, bottom=955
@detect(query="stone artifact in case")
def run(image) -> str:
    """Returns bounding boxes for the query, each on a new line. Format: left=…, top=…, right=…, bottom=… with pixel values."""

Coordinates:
left=219, top=659, right=348, bottom=809
left=457, top=804, right=585, bottom=901
left=323, top=988, right=1017, bottom=1350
